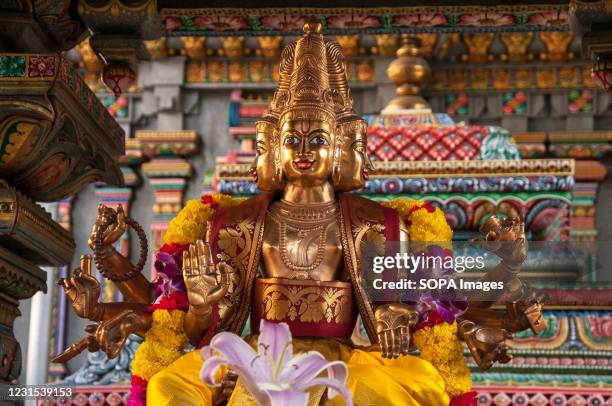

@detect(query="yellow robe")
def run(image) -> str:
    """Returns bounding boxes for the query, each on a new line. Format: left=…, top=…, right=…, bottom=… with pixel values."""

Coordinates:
left=147, top=337, right=449, bottom=406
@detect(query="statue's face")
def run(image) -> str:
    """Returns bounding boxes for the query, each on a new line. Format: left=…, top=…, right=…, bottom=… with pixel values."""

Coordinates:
left=336, top=120, right=372, bottom=191
left=280, top=118, right=334, bottom=186
left=350, top=124, right=372, bottom=184
left=252, top=121, right=281, bottom=191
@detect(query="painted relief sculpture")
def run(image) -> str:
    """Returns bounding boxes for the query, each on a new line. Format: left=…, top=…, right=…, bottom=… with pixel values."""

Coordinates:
left=57, top=22, right=544, bottom=405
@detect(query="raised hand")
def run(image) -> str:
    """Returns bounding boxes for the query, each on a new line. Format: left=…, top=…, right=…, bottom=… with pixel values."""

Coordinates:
left=58, top=255, right=103, bottom=321
left=375, top=303, right=418, bottom=359
left=88, top=204, right=128, bottom=251
left=183, top=240, right=232, bottom=315
left=479, top=216, right=528, bottom=269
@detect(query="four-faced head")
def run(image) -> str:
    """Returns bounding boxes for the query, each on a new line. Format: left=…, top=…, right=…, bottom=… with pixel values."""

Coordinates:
left=334, top=117, right=372, bottom=192
left=252, top=112, right=371, bottom=192
left=252, top=118, right=283, bottom=192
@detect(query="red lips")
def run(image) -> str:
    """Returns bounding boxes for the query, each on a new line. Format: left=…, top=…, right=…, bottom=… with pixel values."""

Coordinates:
left=294, top=158, right=315, bottom=169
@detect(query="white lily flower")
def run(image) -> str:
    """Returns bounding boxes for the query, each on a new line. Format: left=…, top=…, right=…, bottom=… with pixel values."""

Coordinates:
left=200, top=319, right=353, bottom=406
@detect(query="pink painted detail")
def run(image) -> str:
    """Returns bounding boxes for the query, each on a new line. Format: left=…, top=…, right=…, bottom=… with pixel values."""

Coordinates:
left=260, top=15, right=308, bottom=31
left=528, top=11, right=569, bottom=27
left=586, top=316, right=612, bottom=339
left=459, top=12, right=515, bottom=27
left=164, top=16, right=182, bottom=32
left=327, top=15, right=381, bottom=29
left=592, top=59, right=612, bottom=92
left=393, top=14, right=448, bottom=27
left=28, top=56, right=55, bottom=77
left=193, top=15, right=248, bottom=31
left=367, top=126, right=485, bottom=161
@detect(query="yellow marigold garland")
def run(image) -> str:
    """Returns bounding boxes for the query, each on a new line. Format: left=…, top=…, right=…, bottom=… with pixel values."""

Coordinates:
left=162, top=194, right=244, bottom=245
left=381, top=198, right=472, bottom=402
left=131, top=309, right=189, bottom=381
left=413, top=321, right=472, bottom=399
left=380, top=198, right=453, bottom=242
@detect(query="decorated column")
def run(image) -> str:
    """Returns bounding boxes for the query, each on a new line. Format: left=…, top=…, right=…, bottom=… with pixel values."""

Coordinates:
left=137, top=131, right=199, bottom=274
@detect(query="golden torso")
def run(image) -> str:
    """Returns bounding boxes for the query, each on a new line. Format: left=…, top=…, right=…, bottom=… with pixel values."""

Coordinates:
left=261, top=199, right=346, bottom=281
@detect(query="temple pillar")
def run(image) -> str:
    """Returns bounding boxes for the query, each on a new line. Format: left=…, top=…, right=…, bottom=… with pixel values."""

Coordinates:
left=25, top=267, right=55, bottom=386
left=47, top=198, right=75, bottom=382
left=137, top=131, right=199, bottom=274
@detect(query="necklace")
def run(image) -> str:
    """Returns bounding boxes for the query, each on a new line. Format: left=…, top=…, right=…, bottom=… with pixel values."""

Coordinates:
left=268, top=199, right=339, bottom=278
left=271, top=199, right=338, bottom=221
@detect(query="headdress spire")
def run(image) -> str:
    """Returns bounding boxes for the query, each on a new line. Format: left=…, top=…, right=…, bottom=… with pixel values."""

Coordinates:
left=281, top=19, right=336, bottom=124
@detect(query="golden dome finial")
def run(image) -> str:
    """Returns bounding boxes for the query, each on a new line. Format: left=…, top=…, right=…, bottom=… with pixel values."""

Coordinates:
left=384, top=34, right=431, bottom=111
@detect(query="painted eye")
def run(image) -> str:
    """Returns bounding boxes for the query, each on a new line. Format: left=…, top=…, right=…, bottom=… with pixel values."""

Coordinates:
left=284, top=136, right=299, bottom=145
left=353, top=142, right=366, bottom=153
left=309, top=136, right=329, bottom=146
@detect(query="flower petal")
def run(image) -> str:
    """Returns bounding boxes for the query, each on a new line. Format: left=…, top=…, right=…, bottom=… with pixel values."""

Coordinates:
left=280, top=352, right=348, bottom=387
left=199, top=345, right=213, bottom=359
left=230, top=365, right=270, bottom=405
left=199, top=356, right=227, bottom=386
left=263, top=389, right=309, bottom=406
left=210, top=332, right=258, bottom=365
left=210, top=332, right=272, bottom=381
left=258, top=319, right=293, bottom=362
left=200, top=338, right=270, bottom=405
left=297, top=377, right=353, bottom=406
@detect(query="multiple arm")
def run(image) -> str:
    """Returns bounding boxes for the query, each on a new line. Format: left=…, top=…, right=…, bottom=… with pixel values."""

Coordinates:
left=54, top=205, right=154, bottom=361
left=372, top=215, right=546, bottom=369
left=59, top=204, right=543, bottom=371
left=457, top=216, right=546, bottom=369
left=57, top=205, right=232, bottom=361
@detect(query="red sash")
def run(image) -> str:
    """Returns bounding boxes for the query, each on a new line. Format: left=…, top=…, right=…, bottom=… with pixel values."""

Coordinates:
left=251, top=277, right=357, bottom=338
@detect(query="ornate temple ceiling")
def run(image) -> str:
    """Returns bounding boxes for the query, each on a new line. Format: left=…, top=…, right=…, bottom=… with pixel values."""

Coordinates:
left=158, top=2, right=571, bottom=36
left=2, top=1, right=610, bottom=92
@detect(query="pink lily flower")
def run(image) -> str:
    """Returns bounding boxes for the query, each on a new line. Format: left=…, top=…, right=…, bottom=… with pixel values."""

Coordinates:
left=200, top=319, right=353, bottom=406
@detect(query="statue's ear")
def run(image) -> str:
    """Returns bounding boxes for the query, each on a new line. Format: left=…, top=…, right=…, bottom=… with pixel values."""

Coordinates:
left=331, top=126, right=343, bottom=185
left=272, top=130, right=284, bottom=189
